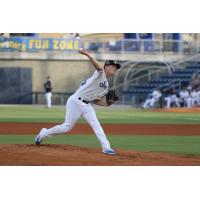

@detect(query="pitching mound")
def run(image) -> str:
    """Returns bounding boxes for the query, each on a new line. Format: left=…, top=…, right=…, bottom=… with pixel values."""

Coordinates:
left=0, top=144, right=200, bottom=166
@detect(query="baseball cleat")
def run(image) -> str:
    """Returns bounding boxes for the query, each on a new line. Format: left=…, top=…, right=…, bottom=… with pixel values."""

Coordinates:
left=102, top=148, right=116, bottom=155
left=35, top=128, right=47, bottom=145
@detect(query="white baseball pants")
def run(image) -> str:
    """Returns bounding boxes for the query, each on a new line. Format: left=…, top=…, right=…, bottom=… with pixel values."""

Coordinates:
left=143, top=98, right=157, bottom=108
left=165, top=95, right=180, bottom=108
left=191, top=97, right=198, bottom=107
left=45, top=92, right=52, bottom=108
left=44, top=95, right=111, bottom=151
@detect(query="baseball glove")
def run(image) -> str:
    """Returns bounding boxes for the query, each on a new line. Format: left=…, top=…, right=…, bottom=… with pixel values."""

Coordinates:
left=106, top=90, right=119, bottom=106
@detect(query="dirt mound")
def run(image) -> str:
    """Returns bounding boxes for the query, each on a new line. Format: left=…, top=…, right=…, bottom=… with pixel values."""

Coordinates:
left=0, top=144, right=200, bottom=166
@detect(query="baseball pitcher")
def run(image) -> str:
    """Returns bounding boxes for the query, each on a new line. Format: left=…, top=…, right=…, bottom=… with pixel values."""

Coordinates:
left=35, top=49, right=120, bottom=155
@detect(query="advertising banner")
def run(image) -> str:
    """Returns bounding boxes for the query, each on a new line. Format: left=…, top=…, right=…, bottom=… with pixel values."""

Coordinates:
left=0, top=37, right=82, bottom=51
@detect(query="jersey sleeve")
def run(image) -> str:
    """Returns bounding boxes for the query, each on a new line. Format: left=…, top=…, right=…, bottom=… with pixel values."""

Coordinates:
left=93, top=69, right=104, bottom=79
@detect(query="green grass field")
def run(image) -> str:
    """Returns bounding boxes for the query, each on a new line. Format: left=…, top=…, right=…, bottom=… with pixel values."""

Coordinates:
left=0, top=105, right=200, bottom=155
left=0, top=104, right=200, bottom=124
left=1, top=134, right=200, bottom=155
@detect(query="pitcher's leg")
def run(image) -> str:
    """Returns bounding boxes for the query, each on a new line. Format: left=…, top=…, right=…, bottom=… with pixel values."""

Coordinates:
left=46, top=97, right=81, bottom=136
left=82, top=105, right=111, bottom=151
left=35, top=97, right=81, bottom=145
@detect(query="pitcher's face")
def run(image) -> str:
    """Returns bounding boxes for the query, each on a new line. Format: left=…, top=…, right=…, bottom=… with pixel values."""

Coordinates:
left=105, top=65, right=117, bottom=77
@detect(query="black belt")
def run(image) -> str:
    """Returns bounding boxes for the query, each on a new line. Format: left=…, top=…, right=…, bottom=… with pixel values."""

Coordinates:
left=78, top=97, right=90, bottom=104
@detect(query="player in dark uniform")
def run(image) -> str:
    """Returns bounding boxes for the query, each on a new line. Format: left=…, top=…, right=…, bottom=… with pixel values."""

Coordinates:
left=164, top=88, right=180, bottom=108
left=44, top=76, right=52, bottom=108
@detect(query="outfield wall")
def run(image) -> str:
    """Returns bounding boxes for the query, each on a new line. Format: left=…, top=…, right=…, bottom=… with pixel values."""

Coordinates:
left=0, top=52, right=186, bottom=93
left=0, top=52, right=188, bottom=105
left=0, top=59, right=104, bottom=93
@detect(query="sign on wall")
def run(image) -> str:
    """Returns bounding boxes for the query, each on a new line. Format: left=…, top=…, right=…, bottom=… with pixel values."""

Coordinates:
left=0, top=37, right=82, bottom=51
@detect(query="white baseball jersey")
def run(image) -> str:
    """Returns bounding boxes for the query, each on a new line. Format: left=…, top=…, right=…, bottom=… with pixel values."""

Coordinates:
left=74, top=70, right=109, bottom=101
left=191, top=91, right=198, bottom=98
left=197, top=91, right=200, bottom=98
left=152, top=90, right=162, bottom=100
left=179, top=90, right=189, bottom=99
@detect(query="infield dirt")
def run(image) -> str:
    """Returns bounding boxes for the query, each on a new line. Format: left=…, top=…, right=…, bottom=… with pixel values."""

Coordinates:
left=0, top=122, right=200, bottom=135
left=1, top=144, right=200, bottom=166
left=0, top=122, right=200, bottom=166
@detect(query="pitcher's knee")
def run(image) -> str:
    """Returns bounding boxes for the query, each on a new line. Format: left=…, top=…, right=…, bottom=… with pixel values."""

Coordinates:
left=61, top=123, right=73, bottom=132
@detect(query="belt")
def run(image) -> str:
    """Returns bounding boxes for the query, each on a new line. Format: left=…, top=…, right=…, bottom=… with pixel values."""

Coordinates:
left=78, top=97, right=90, bottom=104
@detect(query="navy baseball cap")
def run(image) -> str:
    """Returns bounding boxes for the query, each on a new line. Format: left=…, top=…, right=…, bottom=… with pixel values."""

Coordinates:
left=104, top=60, right=121, bottom=69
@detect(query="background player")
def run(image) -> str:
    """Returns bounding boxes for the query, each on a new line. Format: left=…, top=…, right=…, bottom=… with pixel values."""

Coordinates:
left=35, top=49, right=121, bottom=155
left=143, top=88, right=162, bottom=109
left=164, top=88, right=180, bottom=108
left=44, top=76, right=53, bottom=108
